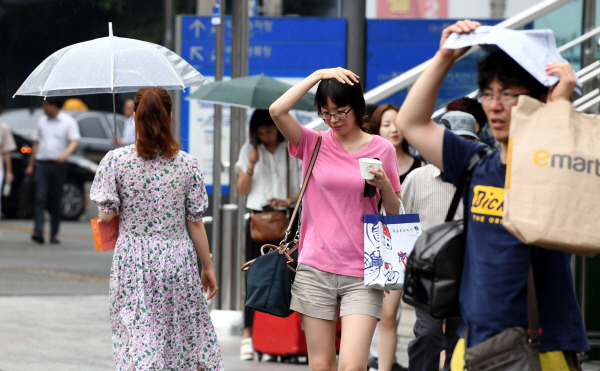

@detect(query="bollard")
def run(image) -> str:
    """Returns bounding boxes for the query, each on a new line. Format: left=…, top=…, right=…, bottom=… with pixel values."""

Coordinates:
left=232, top=212, right=250, bottom=310
left=220, top=204, right=238, bottom=310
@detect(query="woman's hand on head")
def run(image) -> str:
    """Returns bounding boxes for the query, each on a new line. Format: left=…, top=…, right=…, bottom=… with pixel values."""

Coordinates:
left=438, top=19, right=480, bottom=60
left=318, top=68, right=359, bottom=85
left=547, top=62, right=577, bottom=102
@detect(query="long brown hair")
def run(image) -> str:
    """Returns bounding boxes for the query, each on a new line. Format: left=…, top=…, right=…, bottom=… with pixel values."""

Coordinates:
left=134, top=87, right=179, bottom=158
left=368, top=103, right=410, bottom=155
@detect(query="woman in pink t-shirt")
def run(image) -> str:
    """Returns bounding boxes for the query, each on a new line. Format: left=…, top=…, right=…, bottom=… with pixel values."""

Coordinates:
left=270, top=68, right=401, bottom=370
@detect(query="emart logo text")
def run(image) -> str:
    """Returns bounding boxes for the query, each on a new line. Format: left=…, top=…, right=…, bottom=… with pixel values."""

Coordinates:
left=533, top=150, right=600, bottom=176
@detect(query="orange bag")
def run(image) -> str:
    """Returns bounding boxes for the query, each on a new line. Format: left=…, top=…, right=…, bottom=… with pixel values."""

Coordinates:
left=90, top=216, right=119, bottom=252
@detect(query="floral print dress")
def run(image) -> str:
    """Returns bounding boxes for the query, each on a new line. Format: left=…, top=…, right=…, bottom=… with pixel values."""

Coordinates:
left=90, top=145, right=223, bottom=370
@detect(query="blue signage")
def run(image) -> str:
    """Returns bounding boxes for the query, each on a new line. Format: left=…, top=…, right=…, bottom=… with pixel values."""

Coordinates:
left=366, top=19, right=502, bottom=108
left=180, top=16, right=346, bottom=77
left=178, top=16, right=347, bottom=195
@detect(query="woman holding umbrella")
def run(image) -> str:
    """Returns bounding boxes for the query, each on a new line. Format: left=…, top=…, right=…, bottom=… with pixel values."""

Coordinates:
left=235, top=108, right=302, bottom=361
left=90, top=87, right=223, bottom=370
left=269, top=68, right=401, bottom=370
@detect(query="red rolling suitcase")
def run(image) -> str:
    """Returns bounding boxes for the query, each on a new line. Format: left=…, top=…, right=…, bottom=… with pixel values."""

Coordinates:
left=253, top=311, right=342, bottom=362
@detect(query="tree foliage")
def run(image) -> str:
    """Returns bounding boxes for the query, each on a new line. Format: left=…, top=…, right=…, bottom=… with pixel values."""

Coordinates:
left=0, top=0, right=195, bottom=109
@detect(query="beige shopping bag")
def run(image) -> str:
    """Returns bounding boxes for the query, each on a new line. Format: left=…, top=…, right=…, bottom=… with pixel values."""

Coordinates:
left=504, top=96, right=600, bottom=257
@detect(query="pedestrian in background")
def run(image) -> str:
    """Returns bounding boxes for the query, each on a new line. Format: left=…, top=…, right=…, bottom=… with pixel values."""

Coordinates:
left=26, top=97, right=80, bottom=244
left=235, top=108, right=301, bottom=361
left=404, top=111, right=479, bottom=371
left=366, top=102, right=425, bottom=371
left=445, top=97, right=496, bottom=148
left=368, top=104, right=424, bottom=184
left=0, top=104, right=17, bottom=218
left=362, top=103, right=380, bottom=131
left=119, top=98, right=135, bottom=145
left=395, top=20, right=587, bottom=370
left=90, top=87, right=223, bottom=370
left=270, top=67, right=401, bottom=370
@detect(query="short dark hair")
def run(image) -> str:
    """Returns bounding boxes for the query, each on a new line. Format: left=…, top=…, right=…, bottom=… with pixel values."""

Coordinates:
left=44, top=97, right=64, bottom=108
left=446, top=97, right=487, bottom=130
left=315, top=78, right=366, bottom=130
left=249, top=109, right=284, bottom=147
left=478, top=50, right=547, bottom=99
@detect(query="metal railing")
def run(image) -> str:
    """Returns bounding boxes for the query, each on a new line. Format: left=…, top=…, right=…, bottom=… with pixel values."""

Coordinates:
left=429, top=25, right=600, bottom=118
left=307, top=0, right=587, bottom=131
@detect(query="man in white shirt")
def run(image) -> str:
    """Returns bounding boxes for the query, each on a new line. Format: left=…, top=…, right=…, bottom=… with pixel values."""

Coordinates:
left=0, top=111, right=17, bottom=217
left=120, top=99, right=135, bottom=145
left=25, top=97, right=80, bottom=244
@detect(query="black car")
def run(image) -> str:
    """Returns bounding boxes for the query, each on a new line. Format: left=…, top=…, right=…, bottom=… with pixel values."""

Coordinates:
left=1, top=132, right=98, bottom=220
left=0, top=108, right=127, bottom=163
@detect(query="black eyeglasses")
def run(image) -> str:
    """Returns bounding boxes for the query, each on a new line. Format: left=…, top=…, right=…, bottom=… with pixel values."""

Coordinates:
left=477, top=91, right=527, bottom=105
left=318, top=107, right=353, bottom=121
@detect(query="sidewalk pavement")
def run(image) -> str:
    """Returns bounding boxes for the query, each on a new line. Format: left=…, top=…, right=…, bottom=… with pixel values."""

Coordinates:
left=0, top=216, right=413, bottom=370
left=2, top=295, right=600, bottom=370
left=0, top=295, right=416, bottom=371
left=1, top=216, right=599, bottom=370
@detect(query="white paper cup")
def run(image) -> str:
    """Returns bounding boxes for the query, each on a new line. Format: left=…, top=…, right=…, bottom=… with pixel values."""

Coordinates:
left=358, top=158, right=382, bottom=180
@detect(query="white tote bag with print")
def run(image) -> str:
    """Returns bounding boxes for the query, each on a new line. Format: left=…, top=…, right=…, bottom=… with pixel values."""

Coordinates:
left=364, top=211, right=422, bottom=290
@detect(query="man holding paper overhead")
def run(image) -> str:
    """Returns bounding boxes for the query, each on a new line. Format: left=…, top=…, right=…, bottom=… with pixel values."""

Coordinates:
left=395, top=20, right=588, bottom=370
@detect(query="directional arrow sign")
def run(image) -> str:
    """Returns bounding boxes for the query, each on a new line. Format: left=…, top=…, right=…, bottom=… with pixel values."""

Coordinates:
left=189, top=19, right=206, bottom=38
left=190, top=46, right=204, bottom=61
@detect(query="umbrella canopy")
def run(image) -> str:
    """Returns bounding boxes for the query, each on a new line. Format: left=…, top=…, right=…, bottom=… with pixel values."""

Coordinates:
left=186, top=74, right=315, bottom=111
left=14, top=23, right=205, bottom=98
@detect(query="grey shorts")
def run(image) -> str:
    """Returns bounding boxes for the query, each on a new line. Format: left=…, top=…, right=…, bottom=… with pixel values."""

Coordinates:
left=290, top=263, right=383, bottom=321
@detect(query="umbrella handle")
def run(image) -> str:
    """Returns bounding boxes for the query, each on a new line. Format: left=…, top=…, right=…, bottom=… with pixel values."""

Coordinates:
left=112, top=92, right=118, bottom=144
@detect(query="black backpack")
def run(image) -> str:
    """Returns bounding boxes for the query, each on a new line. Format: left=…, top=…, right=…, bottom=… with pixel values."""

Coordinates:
left=402, top=148, right=489, bottom=318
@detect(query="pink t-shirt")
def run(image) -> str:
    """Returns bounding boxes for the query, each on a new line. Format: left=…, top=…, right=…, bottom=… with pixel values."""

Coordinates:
left=290, top=125, right=401, bottom=277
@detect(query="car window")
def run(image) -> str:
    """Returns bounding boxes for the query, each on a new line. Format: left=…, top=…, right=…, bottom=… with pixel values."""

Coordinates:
left=78, top=117, right=107, bottom=139
left=0, top=109, right=43, bottom=131
left=104, top=114, right=126, bottom=136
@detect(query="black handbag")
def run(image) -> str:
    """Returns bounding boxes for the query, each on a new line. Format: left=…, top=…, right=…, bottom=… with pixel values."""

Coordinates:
left=402, top=148, right=489, bottom=318
left=464, top=254, right=541, bottom=371
left=241, top=136, right=321, bottom=318
left=242, top=241, right=299, bottom=317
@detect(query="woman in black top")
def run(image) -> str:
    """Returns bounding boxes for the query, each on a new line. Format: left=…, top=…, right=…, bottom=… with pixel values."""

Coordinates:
left=367, top=103, right=424, bottom=371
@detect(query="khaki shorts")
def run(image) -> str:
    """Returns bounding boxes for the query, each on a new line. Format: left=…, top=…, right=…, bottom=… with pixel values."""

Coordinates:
left=290, top=263, right=383, bottom=321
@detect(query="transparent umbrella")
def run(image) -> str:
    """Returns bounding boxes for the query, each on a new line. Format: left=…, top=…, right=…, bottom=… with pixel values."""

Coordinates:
left=13, top=22, right=206, bottom=141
